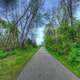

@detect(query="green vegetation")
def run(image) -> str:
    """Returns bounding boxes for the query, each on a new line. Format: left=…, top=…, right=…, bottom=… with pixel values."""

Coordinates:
left=44, top=0, right=80, bottom=77
left=47, top=47, right=80, bottom=77
left=0, top=17, right=39, bottom=80
left=0, top=0, right=80, bottom=79
left=0, top=45, right=38, bottom=80
left=44, top=21, right=80, bottom=77
left=0, top=0, right=42, bottom=79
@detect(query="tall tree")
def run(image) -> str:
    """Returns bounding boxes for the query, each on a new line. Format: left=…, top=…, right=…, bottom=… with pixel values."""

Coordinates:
left=60, top=0, right=80, bottom=26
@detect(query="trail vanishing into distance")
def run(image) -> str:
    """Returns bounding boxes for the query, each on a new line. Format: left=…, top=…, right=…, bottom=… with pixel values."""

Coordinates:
left=17, top=47, right=79, bottom=80
left=0, top=0, right=80, bottom=80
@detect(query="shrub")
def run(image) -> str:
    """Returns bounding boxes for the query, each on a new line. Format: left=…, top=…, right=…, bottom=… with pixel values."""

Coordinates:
left=0, top=49, right=17, bottom=59
left=0, top=50, right=8, bottom=59
left=68, top=47, right=80, bottom=65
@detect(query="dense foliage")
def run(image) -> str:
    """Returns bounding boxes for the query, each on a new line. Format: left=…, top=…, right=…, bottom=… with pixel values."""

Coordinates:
left=0, top=0, right=41, bottom=79
left=44, top=20, right=80, bottom=77
left=0, top=45, right=38, bottom=80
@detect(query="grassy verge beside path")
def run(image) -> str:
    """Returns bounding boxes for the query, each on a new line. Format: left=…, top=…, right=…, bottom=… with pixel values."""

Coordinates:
left=46, top=47, right=80, bottom=78
left=0, top=46, right=38, bottom=80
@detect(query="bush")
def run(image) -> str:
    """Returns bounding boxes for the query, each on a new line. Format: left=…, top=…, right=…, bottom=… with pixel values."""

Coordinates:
left=68, top=47, right=80, bottom=65
left=25, top=39, right=37, bottom=48
left=0, top=49, right=18, bottom=59
left=44, top=21, right=80, bottom=55
left=0, top=50, right=8, bottom=59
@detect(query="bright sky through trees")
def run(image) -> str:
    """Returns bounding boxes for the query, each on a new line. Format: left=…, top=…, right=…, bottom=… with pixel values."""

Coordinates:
left=37, top=0, right=80, bottom=45
left=36, top=0, right=59, bottom=45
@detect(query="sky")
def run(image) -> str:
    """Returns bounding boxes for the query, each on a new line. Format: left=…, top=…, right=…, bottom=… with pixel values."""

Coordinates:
left=0, top=0, right=58, bottom=45
left=76, top=6, right=80, bottom=19
left=0, top=0, right=80, bottom=45
left=36, top=0, right=80, bottom=45
left=36, top=27, right=45, bottom=45
left=36, top=0, right=59, bottom=45
left=43, top=0, right=59, bottom=11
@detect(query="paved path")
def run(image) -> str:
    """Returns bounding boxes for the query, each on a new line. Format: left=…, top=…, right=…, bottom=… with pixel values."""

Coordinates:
left=17, top=47, right=80, bottom=80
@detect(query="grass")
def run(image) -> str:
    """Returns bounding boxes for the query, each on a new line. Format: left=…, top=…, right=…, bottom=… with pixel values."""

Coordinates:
left=46, top=47, right=80, bottom=78
left=0, top=46, right=38, bottom=80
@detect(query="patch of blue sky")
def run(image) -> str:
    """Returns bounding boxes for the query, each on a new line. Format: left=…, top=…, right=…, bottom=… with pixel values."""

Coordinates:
left=36, top=0, right=59, bottom=45
left=75, top=6, right=80, bottom=19
left=36, top=26, right=45, bottom=45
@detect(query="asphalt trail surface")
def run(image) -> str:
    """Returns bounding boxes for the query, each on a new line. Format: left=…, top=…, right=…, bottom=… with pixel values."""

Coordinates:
left=17, top=47, right=80, bottom=80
